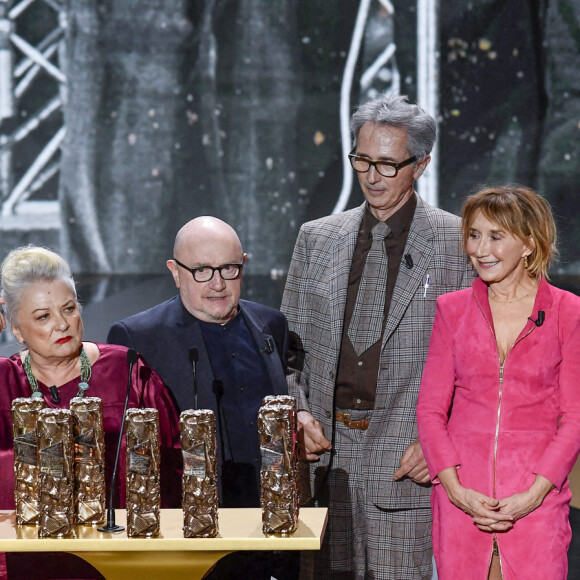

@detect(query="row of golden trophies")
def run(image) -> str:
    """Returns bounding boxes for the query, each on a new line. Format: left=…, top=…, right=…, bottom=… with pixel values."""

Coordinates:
left=12, top=394, right=299, bottom=538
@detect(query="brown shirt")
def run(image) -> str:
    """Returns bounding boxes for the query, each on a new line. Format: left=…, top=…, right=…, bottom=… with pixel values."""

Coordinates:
left=335, top=194, right=417, bottom=410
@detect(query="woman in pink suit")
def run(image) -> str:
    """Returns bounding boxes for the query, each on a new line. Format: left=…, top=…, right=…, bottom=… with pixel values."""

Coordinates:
left=417, top=185, right=580, bottom=579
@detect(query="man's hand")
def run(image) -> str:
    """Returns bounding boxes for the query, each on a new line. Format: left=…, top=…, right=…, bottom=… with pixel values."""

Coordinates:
left=393, top=439, right=430, bottom=484
left=297, top=410, right=332, bottom=461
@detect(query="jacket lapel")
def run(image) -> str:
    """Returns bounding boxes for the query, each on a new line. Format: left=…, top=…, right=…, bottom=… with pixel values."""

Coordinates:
left=328, top=204, right=365, bottom=355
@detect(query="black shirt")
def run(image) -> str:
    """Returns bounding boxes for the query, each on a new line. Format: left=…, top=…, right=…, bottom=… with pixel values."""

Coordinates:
left=200, top=313, right=271, bottom=506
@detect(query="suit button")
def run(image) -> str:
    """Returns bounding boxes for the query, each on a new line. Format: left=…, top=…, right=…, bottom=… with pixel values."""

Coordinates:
left=329, top=371, right=334, bottom=379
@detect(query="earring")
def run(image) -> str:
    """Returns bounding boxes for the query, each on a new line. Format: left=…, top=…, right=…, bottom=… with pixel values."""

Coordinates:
left=524, top=255, right=529, bottom=269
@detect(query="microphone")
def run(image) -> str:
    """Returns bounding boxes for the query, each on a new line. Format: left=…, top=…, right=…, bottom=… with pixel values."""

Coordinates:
left=213, top=379, right=231, bottom=465
left=212, top=380, right=225, bottom=454
left=262, top=337, right=275, bottom=355
left=212, top=379, right=224, bottom=399
left=49, top=386, right=60, bottom=403
left=404, top=254, right=413, bottom=269
left=98, top=348, right=138, bottom=533
left=529, top=311, right=545, bottom=327
left=189, top=348, right=199, bottom=410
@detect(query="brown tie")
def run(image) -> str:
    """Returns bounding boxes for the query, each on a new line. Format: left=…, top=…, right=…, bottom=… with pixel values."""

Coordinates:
left=347, top=221, right=390, bottom=356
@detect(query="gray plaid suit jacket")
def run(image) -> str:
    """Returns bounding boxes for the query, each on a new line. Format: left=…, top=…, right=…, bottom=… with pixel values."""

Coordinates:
left=281, top=195, right=474, bottom=510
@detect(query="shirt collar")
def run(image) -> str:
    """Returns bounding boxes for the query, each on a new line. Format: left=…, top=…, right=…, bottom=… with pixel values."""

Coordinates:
left=361, top=193, right=417, bottom=238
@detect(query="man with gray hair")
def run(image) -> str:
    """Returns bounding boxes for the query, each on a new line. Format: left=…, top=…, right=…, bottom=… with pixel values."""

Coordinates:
left=281, top=94, right=473, bottom=578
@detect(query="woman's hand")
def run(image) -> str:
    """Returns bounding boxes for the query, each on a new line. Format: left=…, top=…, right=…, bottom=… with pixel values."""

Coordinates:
left=460, top=488, right=514, bottom=532
left=437, top=467, right=514, bottom=532
left=0, top=297, right=5, bottom=331
left=497, top=474, right=554, bottom=522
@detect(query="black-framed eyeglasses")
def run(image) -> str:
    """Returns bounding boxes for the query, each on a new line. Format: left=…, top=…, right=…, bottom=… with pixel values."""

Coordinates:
left=173, top=257, right=245, bottom=283
left=348, top=148, right=417, bottom=178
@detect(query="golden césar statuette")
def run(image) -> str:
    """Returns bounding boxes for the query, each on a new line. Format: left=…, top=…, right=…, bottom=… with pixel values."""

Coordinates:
left=125, top=408, right=160, bottom=537
left=258, top=395, right=299, bottom=535
left=180, top=409, right=218, bottom=537
left=70, top=397, right=105, bottom=525
left=11, top=397, right=46, bottom=524
left=37, top=408, right=74, bottom=537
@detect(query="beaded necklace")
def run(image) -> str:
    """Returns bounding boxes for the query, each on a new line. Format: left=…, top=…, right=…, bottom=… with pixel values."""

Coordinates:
left=23, top=346, right=92, bottom=399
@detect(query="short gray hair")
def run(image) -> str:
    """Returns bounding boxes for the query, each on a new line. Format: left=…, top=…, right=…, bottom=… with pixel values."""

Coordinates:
left=350, top=94, right=436, bottom=160
left=1, top=245, right=77, bottom=325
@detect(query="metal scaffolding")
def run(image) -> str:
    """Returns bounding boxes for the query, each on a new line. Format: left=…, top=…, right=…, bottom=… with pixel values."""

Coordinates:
left=0, top=0, right=65, bottom=223
left=0, top=0, right=439, bottom=226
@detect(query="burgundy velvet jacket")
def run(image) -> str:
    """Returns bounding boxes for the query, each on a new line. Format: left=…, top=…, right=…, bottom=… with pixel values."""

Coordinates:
left=0, top=342, right=182, bottom=511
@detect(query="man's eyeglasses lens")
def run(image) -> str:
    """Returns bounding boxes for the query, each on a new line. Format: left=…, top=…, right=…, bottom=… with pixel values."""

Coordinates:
left=174, top=258, right=243, bottom=282
left=348, top=150, right=416, bottom=178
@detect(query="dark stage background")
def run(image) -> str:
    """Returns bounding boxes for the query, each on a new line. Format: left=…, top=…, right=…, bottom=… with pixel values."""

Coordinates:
left=0, top=0, right=578, bottom=277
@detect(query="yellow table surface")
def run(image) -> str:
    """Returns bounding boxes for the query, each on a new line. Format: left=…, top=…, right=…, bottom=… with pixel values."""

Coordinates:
left=0, top=508, right=327, bottom=580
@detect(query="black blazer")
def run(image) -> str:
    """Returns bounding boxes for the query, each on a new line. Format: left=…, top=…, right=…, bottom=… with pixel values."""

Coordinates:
left=107, top=295, right=289, bottom=416
left=107, top=295, right=290, bottom=506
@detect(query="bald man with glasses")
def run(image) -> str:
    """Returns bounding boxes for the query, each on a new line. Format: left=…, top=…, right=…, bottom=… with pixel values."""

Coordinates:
left=108, top=216, right=290, bottom=509
left=108, top=216, right=297, bottom=579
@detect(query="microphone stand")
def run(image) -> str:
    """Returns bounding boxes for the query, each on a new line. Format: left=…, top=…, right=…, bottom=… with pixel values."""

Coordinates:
left=189, top=348, right=199, bottom=410
left=98, top=348, right=138, bottom=533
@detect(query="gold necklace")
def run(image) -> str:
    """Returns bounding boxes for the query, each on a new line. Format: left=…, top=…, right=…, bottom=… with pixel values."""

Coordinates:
left=488, top=285, right=536, bottom=304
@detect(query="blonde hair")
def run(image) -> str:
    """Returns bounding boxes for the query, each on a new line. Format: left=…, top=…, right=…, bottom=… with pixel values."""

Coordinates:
left=461, top=185, right=557, bottom=279
left=1, top=245, right=77, bottom=324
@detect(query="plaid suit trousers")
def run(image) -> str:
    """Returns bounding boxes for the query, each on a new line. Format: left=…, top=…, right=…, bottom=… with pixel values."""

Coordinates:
left=299, top=410, right=433, bottom=580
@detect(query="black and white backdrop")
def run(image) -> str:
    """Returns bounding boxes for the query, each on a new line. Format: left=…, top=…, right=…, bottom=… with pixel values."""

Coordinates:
left=2, top=0, right=579, bottom=277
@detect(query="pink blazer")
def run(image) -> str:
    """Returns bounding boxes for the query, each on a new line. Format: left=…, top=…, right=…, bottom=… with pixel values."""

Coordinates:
left=417, top=277, right=580, bottom=579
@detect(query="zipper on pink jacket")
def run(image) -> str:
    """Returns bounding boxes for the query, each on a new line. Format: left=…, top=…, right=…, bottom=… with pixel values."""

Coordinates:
left=473, top=291, right=536, bottom=577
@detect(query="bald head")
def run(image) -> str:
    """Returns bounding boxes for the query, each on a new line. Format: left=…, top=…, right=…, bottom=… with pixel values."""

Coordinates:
left=167, top=216, right=246, bottom=324
left=174, top=216, right=242, bottom=259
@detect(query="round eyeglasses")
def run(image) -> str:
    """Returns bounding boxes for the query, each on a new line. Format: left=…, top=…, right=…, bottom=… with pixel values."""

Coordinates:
left=348, top=148, right=417, bottom=178
left=173, top=257, right=245, bottom=283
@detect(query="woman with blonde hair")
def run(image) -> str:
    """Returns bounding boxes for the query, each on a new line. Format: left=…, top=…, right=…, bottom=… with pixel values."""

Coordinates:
left=0, top=245, right=181, bottom=579
left=418, top=185, right=580, bottom=579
